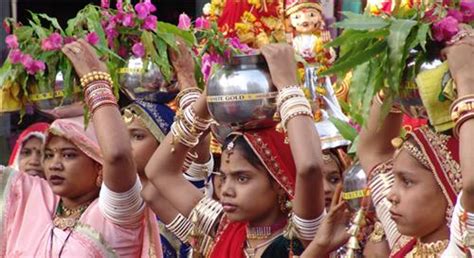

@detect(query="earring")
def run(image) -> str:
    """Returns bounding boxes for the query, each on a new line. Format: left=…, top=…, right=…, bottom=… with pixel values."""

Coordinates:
left=96, top=171, right=103, bottom=187
left=278, top=194, right=292, bottom=213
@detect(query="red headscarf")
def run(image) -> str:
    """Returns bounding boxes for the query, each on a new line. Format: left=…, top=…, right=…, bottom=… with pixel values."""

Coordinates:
left=8, top=122, right=49, bottom=170
left=391, top=126, right=460, bottom=258
left=210, top=127, right=297, bottom=258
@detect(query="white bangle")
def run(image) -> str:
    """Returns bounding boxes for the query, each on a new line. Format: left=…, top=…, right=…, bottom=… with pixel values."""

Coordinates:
left=292, top=210, right=327, bottom=240
left=166, top=213, right=194, bottom=243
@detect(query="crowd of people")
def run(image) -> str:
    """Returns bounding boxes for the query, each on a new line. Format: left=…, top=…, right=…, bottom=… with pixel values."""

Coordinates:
left=1, top=25, right=474, bottom=258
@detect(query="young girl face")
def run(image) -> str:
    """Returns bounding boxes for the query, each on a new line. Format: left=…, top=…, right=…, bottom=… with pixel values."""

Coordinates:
left=127, top=119, right=159, bottom=178
left=219, top=148, right=284, bottom=225
left=388, top=149, right=448, bottom=238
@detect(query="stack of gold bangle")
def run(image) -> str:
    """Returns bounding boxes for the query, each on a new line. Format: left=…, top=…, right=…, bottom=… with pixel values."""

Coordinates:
left=80, top=71, right=117, bottom=115
left=80, top=71, right=113, bottom=88
left=450, top=94, right=474, bottom=138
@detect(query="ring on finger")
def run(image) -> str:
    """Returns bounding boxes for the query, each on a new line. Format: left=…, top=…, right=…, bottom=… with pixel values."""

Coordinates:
left=71, top=46, right=82, bottom=54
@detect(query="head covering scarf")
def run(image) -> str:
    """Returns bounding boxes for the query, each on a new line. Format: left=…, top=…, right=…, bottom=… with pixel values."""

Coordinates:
left=122, top=95, right=175, bottom=143
left=210, top=127, right=297, bottom=258
left=8, top=122, right=49, bottom=170
left=46, top=116, right=103, bottom=164
left=392, top=126, right=461, bottom=258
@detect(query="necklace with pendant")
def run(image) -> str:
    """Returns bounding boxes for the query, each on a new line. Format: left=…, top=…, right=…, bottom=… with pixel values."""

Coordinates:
left=50, top=200, right=92, bottom=257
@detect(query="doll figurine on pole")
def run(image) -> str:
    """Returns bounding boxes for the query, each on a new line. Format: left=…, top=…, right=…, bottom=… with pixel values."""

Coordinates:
left=285, top=0, right=349, bottom=150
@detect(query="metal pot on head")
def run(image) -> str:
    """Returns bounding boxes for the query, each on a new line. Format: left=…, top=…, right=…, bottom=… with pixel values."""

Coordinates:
left=206, top=54, right=278, bottom=129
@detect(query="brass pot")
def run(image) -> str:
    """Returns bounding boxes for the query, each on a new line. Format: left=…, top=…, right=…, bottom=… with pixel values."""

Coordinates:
left=206, top=54, right=277, bottom=129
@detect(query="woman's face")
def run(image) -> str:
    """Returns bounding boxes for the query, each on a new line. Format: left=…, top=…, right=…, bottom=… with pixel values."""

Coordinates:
left=127, top=119, right=159, bottom=177
left=388, top=149, right=448, bottom=238
left=219, top=149, right=283, bottom=224
left=322, top=155, right=342, bottom=209
left=43, top=136, right=100, bottom=200
left=19, top=137, right=45, bottom=178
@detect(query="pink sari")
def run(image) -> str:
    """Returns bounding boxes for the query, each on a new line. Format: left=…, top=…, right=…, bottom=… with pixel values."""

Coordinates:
left=0, top=117, right=162, bottom=257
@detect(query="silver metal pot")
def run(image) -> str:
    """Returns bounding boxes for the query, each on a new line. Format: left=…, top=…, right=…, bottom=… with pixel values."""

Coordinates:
left=31, top=72, right=80, bottom=111
left=119, top=57, right=172, bottom=99
left=342, top=162, right=367, bottom=211
left=395, top=54, right=444, bottom=119
left=206, top=54, right=277, bottom=129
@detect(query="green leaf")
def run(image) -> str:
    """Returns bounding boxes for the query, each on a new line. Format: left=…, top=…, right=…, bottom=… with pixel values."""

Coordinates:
left=321, top=40, right=387, bottom=77
left=334, top=13, right=390, bottom=30
left=327, top=28, right=389, bottom=48
left=38, top=13, right=64, bottom=34
left=154, top=37, right=173, bottom=82
left=86, top=6, right=107, bottom=47
left=157, top=21, right=196, bottom=45
left=387, top=19, right=417, bottom=94
left=348, top=62, right=370, bottom=110
left=15, top=27, right=34, bottom=42
left=416, top=23, right=430, bottom=51
left=29, top=20, right=48, bottom=39
left=329, top=116, right=357, bottom=142
left=95, top=44, right=125, bottom=63
left=0, top=61, right=13, bottom=87
left=155, top=30, right=178, bottom=50
left=348, top=136, right=359, bottom=155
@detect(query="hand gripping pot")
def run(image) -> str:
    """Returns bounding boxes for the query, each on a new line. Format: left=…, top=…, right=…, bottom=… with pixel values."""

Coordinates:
left=206, top=54, right=278, bottom=129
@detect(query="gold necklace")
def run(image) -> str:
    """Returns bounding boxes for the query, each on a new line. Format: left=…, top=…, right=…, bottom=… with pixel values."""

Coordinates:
left=411, top=239, right=449, bottom=258
left=53, top=200, right=92, bottom=230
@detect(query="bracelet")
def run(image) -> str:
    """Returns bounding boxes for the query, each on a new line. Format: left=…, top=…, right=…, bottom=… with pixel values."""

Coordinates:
left=450, top=95, right=474, bottom=122
left=188, top=196, right=223, bottom=236
left=454, top=112, right=474, bottom=138
left=84, top=81, right=112, bottom=96
left=176, top=88, right=202, bottom=109
left=166, top=213, right=194, bottom=243
left=183, top=106, right=212, bottom=132
left=369, top=221, right=386, bottom=243
left=80, top=71, right=113, bottom=88
left=184, top=157, right=213, bottom=179
left=291, top=210, right=326, bottom=240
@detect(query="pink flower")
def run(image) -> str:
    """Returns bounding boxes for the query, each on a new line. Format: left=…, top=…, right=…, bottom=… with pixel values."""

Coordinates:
left=113, top=12, right=125, bottom=23
left=201, top=53, right=223, bottom=82
left=144, top=0, right=157, bottom=12
left=20, top=54, right=45, bottom=74
left=116, top=0, right=123, bottom=10
left=195, top=17, right=210, bottom=30
left=178, top=13, right=191, bottom=30
left=380, top=0, right=392, bottom=15
left=135, top=3, right=151, bottom=19
left=122, top=13, right=135, bottom=27
left=5, top=34, right=18, bottom=49
left=461, top=0, right=474, bottom=23
left=143, top=15, right=157, bottom=31
left=41, top=32, right=63, bottom=51
left=132, top=42, right=145, bottom=57
left=9, top=49, right=23, bottom=64
left=86, top=32, right=99, bottom=45
left=447, top=9, right=464, bottom=22
left=101, top=0, right=110, bottom=8
left=432, top=16, right=459, bottom=42
left=228, top=37, right=255, bottom=54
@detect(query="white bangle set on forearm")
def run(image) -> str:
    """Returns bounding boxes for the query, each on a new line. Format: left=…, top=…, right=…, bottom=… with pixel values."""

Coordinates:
left=171, top=106, right=212, bottom=151
left=182, top=151, right=199, bottom=171
left=176, top=88, right=202, bottom=109
left=291, top=210, right=327, bottom=240
left=165, top=213, right=194, bottom=243
left=184, top=156, right=214, bottom=179
left=277, top=86, right=313, bottom=132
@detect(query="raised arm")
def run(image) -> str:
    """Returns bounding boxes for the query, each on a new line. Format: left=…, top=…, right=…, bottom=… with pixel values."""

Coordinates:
left=144, top=41, right=207, bottom=216
left=444, top=36, right=474, bottom=212
left=261, top=44, right=325, bottom=225
left=358, top=95, right=403, bottom=173
left=62, top=39, right=136, bottom=192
